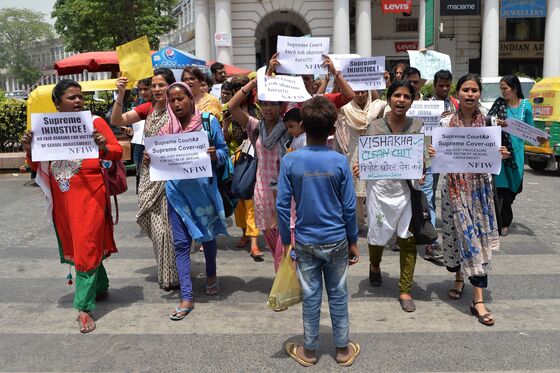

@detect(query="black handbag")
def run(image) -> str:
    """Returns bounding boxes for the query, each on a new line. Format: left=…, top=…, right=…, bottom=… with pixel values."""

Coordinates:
left=231, top=142, right=258, bottom=200
left=406, top=180, right=438, bottom=245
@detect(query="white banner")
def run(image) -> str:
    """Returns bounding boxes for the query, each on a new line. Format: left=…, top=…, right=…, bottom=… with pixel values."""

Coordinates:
left=407, top=50, right=452, bottom=80
left=339, top=56, right=386, bottom=91
left=210, top=83, right=222, bottom=99
left=407, top=101, right=445, bottom=135
left=144, top=132, right=212, bottom=181
left=503, top=118, right=549, bottom=146
left=358, top=134, right=425, bottom=180
left=431, top=127, right=502, bottom=174
left=276, top=36, right=329, bottom=75
left=131, top=120, right=145, bottom=145
left=257, top=66, right=312, bottom=102
left=31, top=111, right=98, bottom=161
left=328, top=53, right=361, bottom=71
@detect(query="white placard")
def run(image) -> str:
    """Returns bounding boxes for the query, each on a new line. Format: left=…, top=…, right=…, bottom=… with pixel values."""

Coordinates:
left=407, top=101, right=445, bottom=135
left=31, top=111, right=98, bottom=161
left=407, top=50, right=452, bottom=80
left=339, top=56, right=386, bottom=91
left=276, top=36, right=329, bottom=75
left=431, top=127, right=502, bottom=174
left=257, top=66, right=312, bottom=102
left=328, top=54, right=361, bottom=71
left=210, top=83, right=222, bottom=99
left=503, top=118, right=549, bottom=146
left=358, top=134, right=425, bottom=180
left=214, top=32, right=232, bottom=47
left=144, top=132, right=212, bottom=181
left=131, top=120, right=145, bottom=145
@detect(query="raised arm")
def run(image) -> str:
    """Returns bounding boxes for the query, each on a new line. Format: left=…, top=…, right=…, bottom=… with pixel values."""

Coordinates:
left=110, top=77, right=142, bottom=126
left=316, top=75, right=330, bottom=94
left=227, top=78, right=256, bottom=129
left=323, top=55, right=355, bottom=101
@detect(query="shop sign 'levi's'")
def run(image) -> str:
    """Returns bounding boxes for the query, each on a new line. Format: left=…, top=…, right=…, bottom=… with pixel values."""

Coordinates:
left=381, top=0, right=412, bottom=15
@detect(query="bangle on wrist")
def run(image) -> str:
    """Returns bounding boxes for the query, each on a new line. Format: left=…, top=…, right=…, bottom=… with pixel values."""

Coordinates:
left=333, top=71, right=341, bottom=79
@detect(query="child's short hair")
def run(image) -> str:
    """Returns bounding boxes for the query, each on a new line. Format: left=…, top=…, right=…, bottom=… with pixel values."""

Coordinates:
left=283, top=107, right=301, bottom=123
left=301, top=96, right=337, bottom=138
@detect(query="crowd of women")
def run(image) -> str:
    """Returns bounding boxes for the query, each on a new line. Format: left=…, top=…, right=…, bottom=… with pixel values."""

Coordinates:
left=21, top=53, right=537, bottom=334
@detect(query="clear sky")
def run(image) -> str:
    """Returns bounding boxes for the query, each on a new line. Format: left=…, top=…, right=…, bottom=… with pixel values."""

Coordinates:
left=0, top=0, right=57, bottom=23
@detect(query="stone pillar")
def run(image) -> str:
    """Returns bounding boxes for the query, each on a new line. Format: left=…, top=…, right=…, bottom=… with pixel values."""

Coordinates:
left=543, top=0, right=560, bottom=77
left=355, top=0, right=372, bottom=56
left=195, top=0, right=212, bottom=61
left=333, top=0, right=350, bottom=53
left=418, top=0, right=426, bottom=49
left=481, top=0, right=500, bottom=77
left=214, top=0, right=233, bottom=64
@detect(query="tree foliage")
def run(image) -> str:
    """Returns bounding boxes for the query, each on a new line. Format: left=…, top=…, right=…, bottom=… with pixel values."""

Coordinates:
left=52, top=0, right=177, bottom=52
left=0, top=8, right=54, bottom=85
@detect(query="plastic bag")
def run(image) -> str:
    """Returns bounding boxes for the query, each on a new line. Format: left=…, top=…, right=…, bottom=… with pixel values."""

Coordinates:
left=267, top=250, right=302, bottom=310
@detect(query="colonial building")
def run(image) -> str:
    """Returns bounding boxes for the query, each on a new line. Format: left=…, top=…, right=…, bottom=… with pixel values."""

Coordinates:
left=163, top=0, right=560, bottom=79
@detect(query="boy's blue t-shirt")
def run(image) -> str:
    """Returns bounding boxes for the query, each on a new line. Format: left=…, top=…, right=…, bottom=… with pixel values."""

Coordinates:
left=276, top=145, right=358, bottom=245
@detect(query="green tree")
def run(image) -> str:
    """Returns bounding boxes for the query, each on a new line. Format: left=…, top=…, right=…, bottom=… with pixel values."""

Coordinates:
left=52, top=0, right=177, bottom=52
left=0, top=8, right=54, bottom=85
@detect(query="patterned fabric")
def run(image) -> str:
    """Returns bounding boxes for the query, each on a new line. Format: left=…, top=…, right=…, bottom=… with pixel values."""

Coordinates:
left=197, top=93, right=223, bottom=122
left=488, top=97, right=516, bottom=169
left=136, top=109, right=179, bottom=289
left=441, top=109, right=500, bottom=277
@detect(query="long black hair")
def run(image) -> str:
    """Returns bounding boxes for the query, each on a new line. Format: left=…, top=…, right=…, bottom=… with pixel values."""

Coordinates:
left=153, top=68, right=176, bottom=85
left=52, top=79, right=81, bottom=105
left=456, top=73, right=482, bottom=92
left=500, top=75, right=524, bottom=99
left=386, top=80, right=416, bottom=102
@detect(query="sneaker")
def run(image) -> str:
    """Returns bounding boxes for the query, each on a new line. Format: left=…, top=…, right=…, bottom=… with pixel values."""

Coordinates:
left=424, top=243, right=443, bottom=262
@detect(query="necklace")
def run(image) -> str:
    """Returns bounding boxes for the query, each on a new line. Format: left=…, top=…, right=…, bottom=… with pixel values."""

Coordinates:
left=507, top=99, right=525, bottom=121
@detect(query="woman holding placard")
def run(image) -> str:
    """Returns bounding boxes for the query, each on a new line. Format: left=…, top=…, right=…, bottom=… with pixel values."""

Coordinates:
left=429, top=74, right=510, bottom=326
left=112, top=68, right=181, bottom=291
left=353, top=80, right=426, bottom=312
left=21, top=79, right=123, bottom=333
left=491, top=75, right=534, bottom=237
left=154, top=81, right=228, bottom=320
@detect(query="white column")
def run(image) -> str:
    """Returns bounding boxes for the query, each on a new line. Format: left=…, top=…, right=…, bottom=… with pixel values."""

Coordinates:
left=214, top=0, right=233, bottom=64
left=543, top=0, right=560, bottom=77
left=195, top=0, right=211, bottom=61
left=333, top=0, right=350, bottom=53
left=481, top=0, right=500, bottom=77
left=418, top=0, right=426, bottom=49
left=355, top=0, right=372, bottom=56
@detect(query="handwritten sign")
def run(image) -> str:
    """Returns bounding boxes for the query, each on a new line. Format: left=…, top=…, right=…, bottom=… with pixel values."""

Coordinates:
left=358, top=134, right=425, bottom=180
left=210, top=83, right=222, bottom=99
left=144, top=132, right=212, bottom=181
left=257, top=66, right=312, bottom=102
left=407, top=50, right=452, bottom=80
left=339, top=56, right=386, bottom=91
left=407, top=101, right=445, bottom=135
left=431, top=127, right=502, bottom=174
left=503, top=118, right=549, bottom=146
left=116, top=36, right=154, bottom=82
left=276, top=36, right=329, bottom=75
left=31, top=111, right=98, bottom=161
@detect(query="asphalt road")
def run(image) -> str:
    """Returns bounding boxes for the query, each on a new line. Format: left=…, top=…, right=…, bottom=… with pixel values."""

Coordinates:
left=0, top=167, right=558, bottom=372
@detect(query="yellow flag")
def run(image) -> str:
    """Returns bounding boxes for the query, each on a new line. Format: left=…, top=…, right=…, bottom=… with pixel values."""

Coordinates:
left=116, top=36, right=153, bottom=82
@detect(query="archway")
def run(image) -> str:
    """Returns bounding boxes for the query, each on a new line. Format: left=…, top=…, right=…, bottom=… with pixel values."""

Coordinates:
left=255, top=10, right=311, bottom=68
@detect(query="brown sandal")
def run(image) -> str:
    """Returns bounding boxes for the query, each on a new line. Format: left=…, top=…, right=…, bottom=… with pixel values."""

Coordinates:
left=448, top=280, right=464, bottom=300
left=470, top=301, right=494, bottom=326
left=77, top=311, right=96, bottom=333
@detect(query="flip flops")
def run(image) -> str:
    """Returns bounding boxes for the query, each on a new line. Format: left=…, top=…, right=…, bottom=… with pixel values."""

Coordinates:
left=285, top=342, right=317, bottom=367
left=169, top=307, right=194, bottom=321
left=337, top=341, right=361, bottom=367
left=205, top=280, right=220, bottom=296
left=77, top=311, right=96, bottom=333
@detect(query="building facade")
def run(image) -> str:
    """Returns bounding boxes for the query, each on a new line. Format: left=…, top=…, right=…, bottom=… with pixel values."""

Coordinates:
left=164, top=0, right=560, bottom=79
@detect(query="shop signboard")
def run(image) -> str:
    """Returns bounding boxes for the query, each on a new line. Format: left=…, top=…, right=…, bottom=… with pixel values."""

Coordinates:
left=501, top=0, right=546, bottom=18
left=425, top=0, right=434, bottom=47
left=440, top=0, right=481, bottom=16
left=381, top=0, right=413, bottom=15
left=499, top=41, right=544, bottom=59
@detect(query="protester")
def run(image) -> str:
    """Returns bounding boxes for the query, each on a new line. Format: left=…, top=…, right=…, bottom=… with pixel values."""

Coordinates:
left=21, top=79, right=123, bottom=333
left=228, top=77, right=289, bottom=272
left=353, top=80, right=426, bottom=312
left=149, top=82, right=229, bottom=319
left=429, top=73, right=510, bottom=326
left=277, top=96, right=360, bottom=367
left=211, top=61, right=227, bottom=84
left=402, top=67, right=423, bottom=100
left=392, top=62, right=409, bottom=81
left=200, top=73, right=214, bottom=95
left=181, top=67, right=223, bottom=121
left=335, top=90, right=387, bottom=230
left=491, top=75, right=535, bottom=237
left=112, top=68, right=180, bottom=290
left=220, top=80, right=233, bottom=105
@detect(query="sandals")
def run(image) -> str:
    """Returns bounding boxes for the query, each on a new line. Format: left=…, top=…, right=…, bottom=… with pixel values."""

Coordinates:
left=236, top=236, right=250, bottom=248
left=250, top=247, right=264, bottom=262
left=169, top=306, right=194, bottom=321
left=448, top=280, right=464, bottom=300
left=205, top=280, right=220, bottom=296
left=77, top=311, right=96, bottom=333
left=285, top=342, right=317, bottom=367
left=470, top=301, right=495, bottom=326
left=398, top=297, right=416, bottom=312
left=337, top=341, right=361, bottom=367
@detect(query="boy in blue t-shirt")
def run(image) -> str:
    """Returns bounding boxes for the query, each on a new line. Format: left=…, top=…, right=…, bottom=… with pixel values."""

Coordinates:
left=277, top=96, right=360, bottom=367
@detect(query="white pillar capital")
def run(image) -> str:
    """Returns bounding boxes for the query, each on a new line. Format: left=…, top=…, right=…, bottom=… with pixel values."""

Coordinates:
left=214, top=0, right=233, bottom=65
left=333, top=0, right=350, bottom=54
left=195, top=0, right=211, bottom=61
left=355, top=0, right=372, bottom=57
left=481, top=0, right=500, bottom=77
left=543, top=0, right=560, bottom=77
